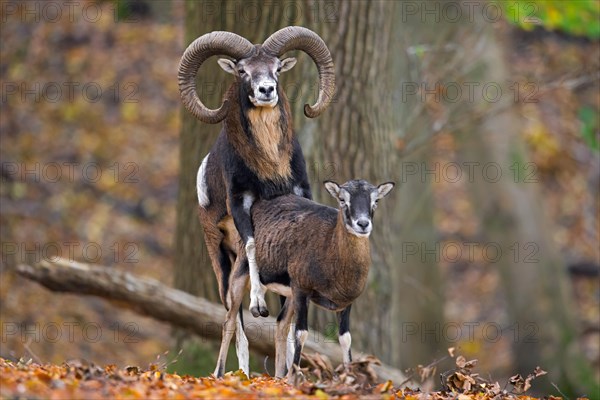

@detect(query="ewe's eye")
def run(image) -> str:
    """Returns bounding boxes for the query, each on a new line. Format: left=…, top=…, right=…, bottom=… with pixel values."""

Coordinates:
left=339, top=199, right=346, bottom=207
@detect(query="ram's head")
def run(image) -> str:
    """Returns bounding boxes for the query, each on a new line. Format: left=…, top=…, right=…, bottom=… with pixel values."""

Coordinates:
left=178, top=26, right=335, bottom=123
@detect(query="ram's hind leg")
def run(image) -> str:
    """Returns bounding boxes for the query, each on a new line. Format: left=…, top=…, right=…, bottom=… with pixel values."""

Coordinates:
left=214, top=258, right=248, bottom=377
left=233, top=305, right=249, bottom=376
left=233, top=264, right=250, bottom=376
left=199, top=210, right=231, bottom=306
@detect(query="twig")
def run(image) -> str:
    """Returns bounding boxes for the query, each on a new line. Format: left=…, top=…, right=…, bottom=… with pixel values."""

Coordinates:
left=543, top=72, right=600, bottom=91
left=398, top=354, right=449, bottom=387
left=23, top=338, right=42, bottom=365
left=263, top=355, right=271, bottom=377
left=551, top=381, right=570, bottom=400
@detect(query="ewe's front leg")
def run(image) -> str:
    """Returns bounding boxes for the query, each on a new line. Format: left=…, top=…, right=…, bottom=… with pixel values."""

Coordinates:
left=230, top=191, right=269, bottom=318
left=337, top=306, right=352, bottom=365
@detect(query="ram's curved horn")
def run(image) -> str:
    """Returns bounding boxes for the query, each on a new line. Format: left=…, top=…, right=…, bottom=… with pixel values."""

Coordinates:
left=178, top=32, right=255, bottom=124
left=262, top=26, right=335, bottom=118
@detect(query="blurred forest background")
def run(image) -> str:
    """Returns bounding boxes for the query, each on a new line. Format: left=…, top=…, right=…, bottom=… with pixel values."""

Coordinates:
left=1, top=0, right=599, bottom=396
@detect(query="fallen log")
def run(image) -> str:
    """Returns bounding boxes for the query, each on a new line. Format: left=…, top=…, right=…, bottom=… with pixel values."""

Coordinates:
left=15, top=258, right=407, bottom=383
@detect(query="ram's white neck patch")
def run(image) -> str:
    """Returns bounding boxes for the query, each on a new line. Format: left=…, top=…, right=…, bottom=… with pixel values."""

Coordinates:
left=197, top=153, right=210, bottom=207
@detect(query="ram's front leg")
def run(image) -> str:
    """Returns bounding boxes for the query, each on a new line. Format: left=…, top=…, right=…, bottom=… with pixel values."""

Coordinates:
left=230, top=191, right=269, bottom=318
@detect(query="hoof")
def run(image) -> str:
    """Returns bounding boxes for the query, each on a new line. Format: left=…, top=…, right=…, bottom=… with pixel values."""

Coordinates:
left=250, top=307, right=269, bottom=318
left=286, top=368, right=304, bottom=385
left=213, top=364, right=224, bottom=378
left=250, top=305, right=269, bottom=318
left=259, top=306, right=269, bottom=318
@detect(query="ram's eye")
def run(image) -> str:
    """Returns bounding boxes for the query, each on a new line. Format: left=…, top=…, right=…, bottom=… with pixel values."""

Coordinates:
left=339, top=199, right=346, bottom=206
left=238, top=68, right=246, bottom=75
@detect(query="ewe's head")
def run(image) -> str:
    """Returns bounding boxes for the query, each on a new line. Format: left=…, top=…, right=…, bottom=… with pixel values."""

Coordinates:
left=179, top=26, right=335, bottom=123
left=218, top=52, right=296, bottom=108
left=325, top=180, right=395, bottom=238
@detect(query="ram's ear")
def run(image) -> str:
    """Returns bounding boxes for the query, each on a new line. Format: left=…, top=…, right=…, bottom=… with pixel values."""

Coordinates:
left=217, top=58, right=237, bottom=75
left=376, top=182, right=395, bottom=199
left=324, top=181, right=340, bottom=199
left=280, top=57, right=297, bottom=72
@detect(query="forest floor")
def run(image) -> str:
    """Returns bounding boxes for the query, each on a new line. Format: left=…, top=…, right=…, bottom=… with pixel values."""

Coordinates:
left=0, top=354, right=557, bottom=399
left=1, top=0, right=598, bottom=396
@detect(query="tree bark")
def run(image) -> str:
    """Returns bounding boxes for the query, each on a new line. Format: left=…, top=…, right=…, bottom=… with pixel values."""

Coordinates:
left=15, top=258, right=406, bottom=383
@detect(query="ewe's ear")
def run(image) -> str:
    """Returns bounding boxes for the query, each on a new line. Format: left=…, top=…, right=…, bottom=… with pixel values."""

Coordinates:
left=376, top=182, right=395, bottom=199
left=280, top=57, right=297, bottom=72
left=324, top=181, right=340, bottom=199
left=217, top=58, right=237, bottom=75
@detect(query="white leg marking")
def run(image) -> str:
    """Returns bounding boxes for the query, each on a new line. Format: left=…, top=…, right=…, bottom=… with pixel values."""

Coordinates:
left=196, top=153, right=210, bottom=207
left=293, top=329, right=308, bottom=365
left=242, top=192, right=255, bottom=214
left=235, top=313, right=249, bottom=376
left=296, top=329, right=308, bottom=346
left=286, top=322, right=295, bottom=371
left=247, top=237, right=267, bottom=315
left=339, top=331, right=352, bottom=364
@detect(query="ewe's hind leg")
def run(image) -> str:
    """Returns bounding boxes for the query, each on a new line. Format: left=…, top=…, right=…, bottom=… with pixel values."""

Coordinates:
left=275, top=297, right=294, bottom=378
left=337, top=306, right=352, bottom=365
left=287, top=290, right=309, bottom=379
left=214, top=261, right=248, bottom=377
